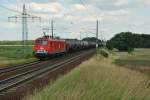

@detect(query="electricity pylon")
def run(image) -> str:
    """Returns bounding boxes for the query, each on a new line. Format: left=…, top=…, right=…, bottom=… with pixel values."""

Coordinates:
left=8, top=3, right=41, bottom=46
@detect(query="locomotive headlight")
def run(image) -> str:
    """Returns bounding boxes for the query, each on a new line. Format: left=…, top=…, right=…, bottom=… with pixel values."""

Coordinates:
left=37, top=49, right=47, bottom=53
left=43, top=50, right=47, bottom=53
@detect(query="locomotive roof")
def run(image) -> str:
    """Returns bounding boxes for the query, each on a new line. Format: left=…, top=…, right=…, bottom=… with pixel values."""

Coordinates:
left=36, top=37, right=65, bottom=42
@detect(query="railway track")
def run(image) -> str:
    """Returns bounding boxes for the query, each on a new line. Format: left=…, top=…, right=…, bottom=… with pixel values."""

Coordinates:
left=0, top=60, right=55, bottom=81
left=0, top=52, right=79, bottom=81
left=0, top=60, right=41, bottom=74
left=0, top=50, right=95, bottom=93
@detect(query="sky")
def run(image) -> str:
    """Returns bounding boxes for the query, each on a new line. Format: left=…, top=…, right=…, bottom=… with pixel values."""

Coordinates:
left=0, top=0, right=150, bottom=40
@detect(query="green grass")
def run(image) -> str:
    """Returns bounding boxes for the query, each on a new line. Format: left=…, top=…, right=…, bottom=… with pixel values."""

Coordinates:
left=114, top=48, right=150, bottom=76
left=0, top=40, right=34, bottom=45
left=0, top=46, right=36, bottom=68
left=25, top=49, right=150, bottom=100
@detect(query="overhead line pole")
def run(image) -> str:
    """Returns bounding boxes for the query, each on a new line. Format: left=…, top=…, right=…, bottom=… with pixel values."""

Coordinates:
left=51, top=19, right=54, bottom=38
left=96, top=19, right=99, bottom=48
left=43, top=19, right=56, bottom=38
left=8, top=3, right=41, bottom=54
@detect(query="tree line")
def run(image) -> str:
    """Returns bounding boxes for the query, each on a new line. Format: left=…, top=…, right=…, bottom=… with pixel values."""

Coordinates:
left=106, top=32, right=150, bottom=51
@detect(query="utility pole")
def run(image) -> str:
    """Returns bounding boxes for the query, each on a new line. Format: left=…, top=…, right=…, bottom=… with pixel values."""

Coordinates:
left=43, top=32, right=46, bottom=36
left=80, top=32, right=82, bottom=40
left=96, top=19, right=99, bottom=48
left=43, top=19, right=55, bottom=38
left=22, top=4, right=28, bottom=45
left=51, top=19, right=54, bottom=38
left=8, top=4, right=41, bottom=53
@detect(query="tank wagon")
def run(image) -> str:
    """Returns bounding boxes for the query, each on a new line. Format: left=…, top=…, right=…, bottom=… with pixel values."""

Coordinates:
left=33, top=36, right=96, bottom=59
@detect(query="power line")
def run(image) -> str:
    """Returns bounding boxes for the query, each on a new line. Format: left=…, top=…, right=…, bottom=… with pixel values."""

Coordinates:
left=79, top=0, right=98, bottom=18
left=0, top=0, right=22, bottom=13
left=0, top=1, right=38, bottom=15
left=79, top=0, right=88, bottom=10
left=0, top=4, right=21, bottom=14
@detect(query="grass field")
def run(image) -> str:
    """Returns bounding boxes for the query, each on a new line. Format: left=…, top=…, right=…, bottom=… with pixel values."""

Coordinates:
left=0, top=40, right=34, bottom=45
left=0, top=46, right=36, bottom=68
left=25, top=49, right=150, bottom=100
left=114, top=49, right=150, bottom=76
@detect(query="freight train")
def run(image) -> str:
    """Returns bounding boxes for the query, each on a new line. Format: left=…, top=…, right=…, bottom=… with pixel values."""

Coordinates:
left=33, top=36, right=96, bottom=59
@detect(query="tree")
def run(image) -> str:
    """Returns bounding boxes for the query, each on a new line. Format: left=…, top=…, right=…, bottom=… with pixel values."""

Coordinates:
left=107, top=32, right=150, bottom=51
left=106, top=40, right=113, bottom=50
left=107, top=32, right=135, bottom=51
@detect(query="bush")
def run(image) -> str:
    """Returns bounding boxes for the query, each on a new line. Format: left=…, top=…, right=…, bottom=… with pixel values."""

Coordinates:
left=97, top=49, right=109, bottom=58
left=128, top=47, right=134, bottom=54
left=106, top=40, right=113, bottom=50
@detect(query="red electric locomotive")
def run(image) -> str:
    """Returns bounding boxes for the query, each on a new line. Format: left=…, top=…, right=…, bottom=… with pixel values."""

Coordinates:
left=33, top=35, right=97, bottom=59
left=33, top=36, right=66, bottom=58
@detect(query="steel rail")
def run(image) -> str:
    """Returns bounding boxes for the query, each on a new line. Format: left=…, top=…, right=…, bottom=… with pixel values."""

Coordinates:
left=0, top=61, right=41, bottom=74
left=0, top=50, right=94, bottom=93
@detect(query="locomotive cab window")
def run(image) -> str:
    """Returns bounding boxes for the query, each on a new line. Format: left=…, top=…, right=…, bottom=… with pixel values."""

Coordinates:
left=36, top=40, right=48, bottom=45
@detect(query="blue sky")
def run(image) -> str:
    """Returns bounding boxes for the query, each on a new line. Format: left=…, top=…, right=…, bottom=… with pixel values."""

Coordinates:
left=0, top=0, right=150, bottom=40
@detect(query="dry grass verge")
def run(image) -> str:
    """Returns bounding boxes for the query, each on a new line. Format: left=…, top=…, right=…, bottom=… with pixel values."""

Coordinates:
left=25, top=51, right=150, bottom=100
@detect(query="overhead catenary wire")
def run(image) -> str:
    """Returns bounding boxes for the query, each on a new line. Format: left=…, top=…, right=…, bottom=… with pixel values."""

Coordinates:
left=79, top=0, right=99, bottom=19
left=0, top=4, right=22, bottom=14
left=79, top=0, right=99, bottom=30
left=0, top=0, right=40, bottom=19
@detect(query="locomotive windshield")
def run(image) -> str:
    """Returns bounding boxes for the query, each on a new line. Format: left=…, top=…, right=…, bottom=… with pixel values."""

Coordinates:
left=36, top=40, right=48, bottom=45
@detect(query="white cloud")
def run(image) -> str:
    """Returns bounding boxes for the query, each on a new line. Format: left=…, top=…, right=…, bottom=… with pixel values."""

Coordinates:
left=138, top=0, right=150, bottom=6
left=66, top=15, right=97, bottom=22
left=29, top=2, right=64, bottom=14
left=1, top=21, right=19, bottom=29
left=71, top=4, right=86, bottom=11
left=114, top=0, right=129, bottom=6
left=106, top=9, right=130, bottom=16
left=84, top=0, right=129, bottom=6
